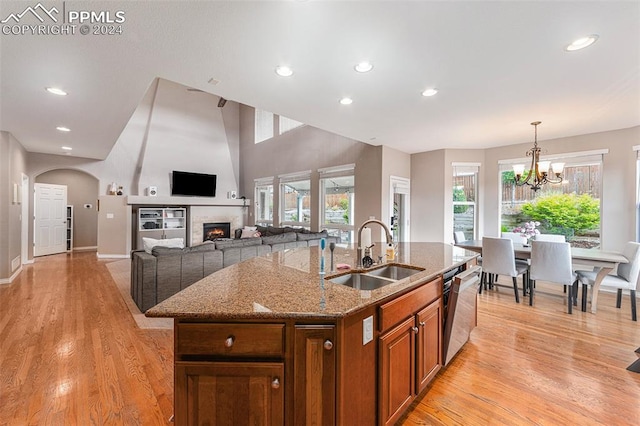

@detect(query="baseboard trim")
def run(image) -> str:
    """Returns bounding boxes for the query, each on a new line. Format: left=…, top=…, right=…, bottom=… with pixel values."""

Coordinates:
left=97, top=253, right=130, bottom=259
left=73, top=246, right=98, bottom=252
left=0, top=266, right=23, bottom=285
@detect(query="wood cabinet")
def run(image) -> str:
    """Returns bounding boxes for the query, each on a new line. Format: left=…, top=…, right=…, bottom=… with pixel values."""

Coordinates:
left=175, top=361, right=284, bottom=426
left=294, top=325, right=336, bottom=426
left=378, top=278, right=443, bottom=426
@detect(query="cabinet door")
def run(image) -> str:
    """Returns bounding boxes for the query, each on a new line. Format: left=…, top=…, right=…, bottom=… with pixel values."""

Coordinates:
left=175, top=361, right=284, bottom=426
left=378, top=317, right=415, bottom=426
left=416, top=299, right=442, bottom=393
left=294, top=325, right=336, bottom=426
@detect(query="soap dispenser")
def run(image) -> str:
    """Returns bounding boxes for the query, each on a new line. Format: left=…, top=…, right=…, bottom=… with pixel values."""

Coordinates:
left=385, top=243, right=395, bottom=262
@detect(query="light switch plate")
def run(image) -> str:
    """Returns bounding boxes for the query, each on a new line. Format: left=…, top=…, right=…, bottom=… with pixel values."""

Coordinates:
left=106, top=213, right=114, bottom=219
left=363, top=315, right=373, bottom=345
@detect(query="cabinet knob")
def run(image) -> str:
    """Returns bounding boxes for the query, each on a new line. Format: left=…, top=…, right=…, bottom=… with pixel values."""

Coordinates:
left=323, top=339, right=333, bottom=351
left=412, top=326, right=419, bottom=334
left=271, top=377, right=280, bottom=389
left=419, top=321, right=426, bottom=327
left=225, top=336, right=235, bottom=348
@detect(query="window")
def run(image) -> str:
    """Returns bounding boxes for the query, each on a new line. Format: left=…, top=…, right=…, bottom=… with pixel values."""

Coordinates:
left=279, top=116, right=304, bottom=134
left=255, top=109, right=274, bottom=143
left=452, top=163, right=479, bottom=241
left=255, top=178, right=274, bottom=226
left=279, top=172, right=311, bottom=228
left=320, top=165, right=355, bottom=243
left=499, top=150, right=605, bottom=248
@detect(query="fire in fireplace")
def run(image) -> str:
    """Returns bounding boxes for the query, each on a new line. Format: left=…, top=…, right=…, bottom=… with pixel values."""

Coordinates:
left=203, top=222, right=231, bottom=241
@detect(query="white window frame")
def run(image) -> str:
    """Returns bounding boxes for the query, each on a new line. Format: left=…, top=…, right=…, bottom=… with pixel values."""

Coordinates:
left=452, top=163, right=479, bottom=241
left=254, top=177, right=274, bottom=226
left=279, top=171, right=312, bottom=228
left=319, top=164, right=355, bottom=243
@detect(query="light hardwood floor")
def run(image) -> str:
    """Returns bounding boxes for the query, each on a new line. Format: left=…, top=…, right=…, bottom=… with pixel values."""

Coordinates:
left=1, top=252, right=639, bottom=425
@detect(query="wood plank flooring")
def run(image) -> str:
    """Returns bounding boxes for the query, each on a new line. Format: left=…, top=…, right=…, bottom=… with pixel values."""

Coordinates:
left=1, top=252, right=639, bottom=425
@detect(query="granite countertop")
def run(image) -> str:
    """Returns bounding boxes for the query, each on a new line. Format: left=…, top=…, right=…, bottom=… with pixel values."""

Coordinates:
left=145, top=242, right=478, bottom=320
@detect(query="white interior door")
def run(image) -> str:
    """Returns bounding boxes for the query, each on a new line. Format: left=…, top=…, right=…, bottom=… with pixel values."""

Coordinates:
left=34, top=183, right=68, bottom=257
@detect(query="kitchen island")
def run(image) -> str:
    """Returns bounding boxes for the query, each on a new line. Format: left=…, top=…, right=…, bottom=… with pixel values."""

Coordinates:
left=147, top=242, right=479, bottom=426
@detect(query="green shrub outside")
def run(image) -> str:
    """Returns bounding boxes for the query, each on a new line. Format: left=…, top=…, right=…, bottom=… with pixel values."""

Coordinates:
left=520, top=193, right=599, bottom=236
left=453, top=187, right=468, bottom=214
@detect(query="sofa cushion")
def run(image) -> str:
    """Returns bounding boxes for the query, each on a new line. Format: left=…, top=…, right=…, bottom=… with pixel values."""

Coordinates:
left=261, top=232, right=297, bottom=245
left=296, top=230, right=329, bottom=241
left=184, top=241, right=217, bottom=253
left=151, top=246, right=185, bottom=256
left=240, top=228, right=261, bottom=238
left=215, top=237, right=262, bottom=250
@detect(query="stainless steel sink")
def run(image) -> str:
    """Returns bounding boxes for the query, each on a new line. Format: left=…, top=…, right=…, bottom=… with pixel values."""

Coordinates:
left=327, top=273, right=396, bottom=290
left=326, top=265, right=425, bottom=290
left=366, top=265, right=424, bottom=280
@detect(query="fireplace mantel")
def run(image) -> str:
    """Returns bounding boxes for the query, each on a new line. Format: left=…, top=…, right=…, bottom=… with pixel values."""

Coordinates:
left=126, top=196, right=250, bottom=207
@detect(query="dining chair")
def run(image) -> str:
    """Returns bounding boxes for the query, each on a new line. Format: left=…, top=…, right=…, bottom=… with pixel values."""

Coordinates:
left=453, top=231, right=466, bottom=243
left=534, top=234, right=566, bottom=242
left=529, top=241, right=577, bottom=312
left=479, top=237, right=528, bottom=303
left=575, top=242, right=640, bottom=321
left=501, top=232, right=528, bottom=245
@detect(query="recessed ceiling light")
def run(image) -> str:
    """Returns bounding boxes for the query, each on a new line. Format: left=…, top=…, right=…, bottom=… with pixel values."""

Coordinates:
left=46, top=87, right=67, bottom=96
left=354, top=62, right=373, bottom=73
left=275, top=66, right=293, bottom=77
left=56, top=126, right=71, bottom=132
left=339, top=97, right=353, bottom=105
left=61, top=146, right=73, bottom=151
left=422, top=88, right=438, bottom=97
left=565, top=34, right=599, bottom=51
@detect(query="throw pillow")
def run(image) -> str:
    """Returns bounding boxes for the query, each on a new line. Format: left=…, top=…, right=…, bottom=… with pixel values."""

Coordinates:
left=143, top=237, right=184, bottom=254
left=241, top=228, right=261, bottom=238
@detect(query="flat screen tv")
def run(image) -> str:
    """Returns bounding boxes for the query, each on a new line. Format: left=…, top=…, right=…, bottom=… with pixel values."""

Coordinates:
left=171, top=171, right=217, bottom=197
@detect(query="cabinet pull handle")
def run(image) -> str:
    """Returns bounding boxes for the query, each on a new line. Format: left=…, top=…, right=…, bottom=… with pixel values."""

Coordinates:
left=324, top=339, right=333, bottom=351
left=271, top=377, right=280, bottom=389
left=225, top=336, right=235, bottom=348
left=412, top=326, right=419, bottom=334
left=419, top=321, right=426, bottom=327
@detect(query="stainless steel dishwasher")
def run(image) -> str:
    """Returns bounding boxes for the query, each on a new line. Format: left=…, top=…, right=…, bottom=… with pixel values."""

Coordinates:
left=443, top=265, right=481, bottom=366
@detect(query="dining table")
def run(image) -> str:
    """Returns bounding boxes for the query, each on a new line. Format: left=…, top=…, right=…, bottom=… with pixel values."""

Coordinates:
left=455, top=239, right=629, bottom=313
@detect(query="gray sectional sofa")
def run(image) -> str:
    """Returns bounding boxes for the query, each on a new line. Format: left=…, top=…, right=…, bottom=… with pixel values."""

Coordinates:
left=130, top=227, right=339, bottom=312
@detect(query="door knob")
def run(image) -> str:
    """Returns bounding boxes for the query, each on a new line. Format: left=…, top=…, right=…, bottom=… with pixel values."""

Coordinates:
left=271, top=377, right=280, bottom=389
left=412, top=326, right=419, bottom=334
left=323, top=339, right=333, bottom=350
left=225, top=336, right=235, bottom=347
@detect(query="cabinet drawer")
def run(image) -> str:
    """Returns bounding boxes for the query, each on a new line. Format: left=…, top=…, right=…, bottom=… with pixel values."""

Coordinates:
left=379, top=277, right=442, bottom=333
left=177, top=323, right=285, bottom=357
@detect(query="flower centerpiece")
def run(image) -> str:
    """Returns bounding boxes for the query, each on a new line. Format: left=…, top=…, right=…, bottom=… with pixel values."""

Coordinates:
left=513, top=221, right=540, bottom=242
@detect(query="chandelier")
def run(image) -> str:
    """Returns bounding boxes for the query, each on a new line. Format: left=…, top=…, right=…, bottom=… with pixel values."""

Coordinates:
left=513, top=121, right=564, bottom=192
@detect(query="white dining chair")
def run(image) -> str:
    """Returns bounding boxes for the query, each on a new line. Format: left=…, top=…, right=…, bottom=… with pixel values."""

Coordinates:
left=529, top=241, right=577, bottom=312
left=501, top=232, right=528, bottom=245
left=480, top=237, right=528, bottom=303
left=535, top=234, right=566, bottom=242
left=453, top=231, right=466, bottom=243
left=575, top=241, right=640, bottom=321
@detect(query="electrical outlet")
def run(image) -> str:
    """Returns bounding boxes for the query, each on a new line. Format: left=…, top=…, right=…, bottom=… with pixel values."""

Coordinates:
left=363, top=315, right=373, bottom=345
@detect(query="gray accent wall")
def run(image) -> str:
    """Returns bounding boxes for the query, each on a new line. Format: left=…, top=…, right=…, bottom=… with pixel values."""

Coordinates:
left=238, top=104, right=385, bottom=231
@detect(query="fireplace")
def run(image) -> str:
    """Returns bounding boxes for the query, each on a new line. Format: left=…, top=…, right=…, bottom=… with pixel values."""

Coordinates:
left=203, top=222, right=231, bottom=241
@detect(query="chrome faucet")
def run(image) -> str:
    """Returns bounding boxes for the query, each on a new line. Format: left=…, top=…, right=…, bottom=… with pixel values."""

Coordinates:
left=357, top=219, right=393, bottom=268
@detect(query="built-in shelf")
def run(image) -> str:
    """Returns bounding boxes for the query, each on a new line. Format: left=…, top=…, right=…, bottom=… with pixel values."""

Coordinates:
left=126, top=196, right=250, bottom=207
left=66, top=205, right=73, bottom=252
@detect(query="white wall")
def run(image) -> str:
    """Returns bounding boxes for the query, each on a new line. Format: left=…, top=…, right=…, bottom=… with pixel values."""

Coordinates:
left=380, top=145, right=411, bottom=241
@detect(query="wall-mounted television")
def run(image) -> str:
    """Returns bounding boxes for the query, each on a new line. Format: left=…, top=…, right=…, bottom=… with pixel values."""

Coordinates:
left=171, top=171, right=217, bottom=197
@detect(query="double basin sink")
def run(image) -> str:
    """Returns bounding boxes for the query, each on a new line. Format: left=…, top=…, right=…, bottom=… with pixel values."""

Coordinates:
left=326, top=264, right=425, bottom=290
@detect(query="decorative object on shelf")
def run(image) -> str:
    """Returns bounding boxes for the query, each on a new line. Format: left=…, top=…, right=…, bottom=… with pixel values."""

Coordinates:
left=513, top=121, right=564, bottom=191
left=109, top=182, right=118, bottom=195
left=513, top=221, right=540, bottom=242
left=116, top=186, right=124, bottom=196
